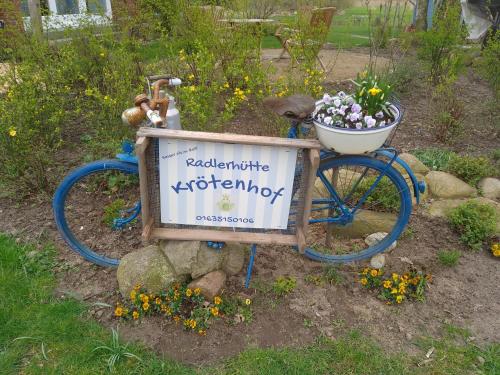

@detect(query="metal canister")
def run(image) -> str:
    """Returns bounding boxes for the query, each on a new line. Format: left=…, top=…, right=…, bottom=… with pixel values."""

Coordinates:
left=165, top=95, right=181, bottom=130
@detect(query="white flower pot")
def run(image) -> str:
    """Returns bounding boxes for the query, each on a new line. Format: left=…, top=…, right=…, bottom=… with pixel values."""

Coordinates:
left=313, top=103, right=401, bottom=154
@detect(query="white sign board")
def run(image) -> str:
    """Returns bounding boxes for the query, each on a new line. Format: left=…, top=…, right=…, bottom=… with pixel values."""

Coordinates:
left=158, top=139, right=298, bottom=229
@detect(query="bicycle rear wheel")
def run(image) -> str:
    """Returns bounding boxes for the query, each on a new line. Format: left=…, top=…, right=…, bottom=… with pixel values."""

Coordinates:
left=53, top=160, right=140, bottom=267
left=304, top=155, right=412, bottom=263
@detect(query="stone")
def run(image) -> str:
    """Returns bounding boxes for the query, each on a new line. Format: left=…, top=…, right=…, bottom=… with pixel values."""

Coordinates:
left=191, top=243, right=224, bottom=279
left=366, top=231, right=397, bottom=251
left=188, top=270, right=226, bottom=300
left=425, top=171, right=477, bottom=199
left=426, top=197, right=500, bottom=234
left=221, top=243, right=246, bottom=275
left=313, top=168, right=361, bottom=198
left=160, top=240, right=200, bottom=276
left=117, top=245, right=176, bottom=297
left=478, top=177, right=500, bottom=200
left=370, top=253, right=386, bottom=269
left=331, top=209, right=397, bottom=238
left=398, top=153, right=430, bottom=175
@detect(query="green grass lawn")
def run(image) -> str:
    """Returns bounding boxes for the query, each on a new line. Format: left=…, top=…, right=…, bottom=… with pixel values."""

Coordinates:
left=1, top=234, right=498, bottom=374
left=262, top=6, right=414, bottom=49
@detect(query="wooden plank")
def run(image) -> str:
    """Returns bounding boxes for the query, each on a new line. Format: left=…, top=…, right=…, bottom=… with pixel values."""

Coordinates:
left=142, top=217, right=154, bottom=242
left=151, top=228, right=298, bottom=246
left=301, top=148, right=320, bottom=245
left=296, top=226, right=306, bottom=254
left=136, top=136, right=151, bottom=233
left=136, top=127, right=322, bottom=150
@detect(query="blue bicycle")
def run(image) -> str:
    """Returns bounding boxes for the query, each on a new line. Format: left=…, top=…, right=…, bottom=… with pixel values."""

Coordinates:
left=53, top=78, right=424, bottom=267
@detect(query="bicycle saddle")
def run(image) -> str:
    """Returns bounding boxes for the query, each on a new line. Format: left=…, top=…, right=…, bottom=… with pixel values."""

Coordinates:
left=263, top=94, right=316, bottom=120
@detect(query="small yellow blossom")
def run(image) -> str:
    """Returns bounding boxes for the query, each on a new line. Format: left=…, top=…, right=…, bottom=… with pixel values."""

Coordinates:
left=360, top=278, right=368, bottom=286
left=244, top=76, right=249, bottom=82
left=245, top=298, right=251, bottom=305
left=383, top=280, right=392, bottom=289
left=186, top=288, right=193, bottom=297
left=173, top=315, right=181, bottom=323
left=190, top=320, right=197, bottom=329
left=188, top=74, right=195, bottom=80
left=368, top=87, right=382, bottom=96
left=142, top=302, right=150, bottom=311
left=114, top=306, right=123, bottom=317
left=210, top=307, right=219, bottom=316
left=491, top=243, right=500, bottom=257
left=130, top=290, right=137, bottom=300
left=134, top=284, right=141, bottom=290
left=223, top=82, right=230, bottom=89
left=100, top=52, right=105, bottom=57
left=214, top=296, right=222, bottom=305
left=370, top=269, right=378, bottom=277
left=396, top=295, right=404, bottom=304
left=155, top=297, right=162, bottom=305
left=132, top=311, right=139, bottom=320
left=189, top=85, right=196, bottom=92
left=8, top=127, right=16, bottom=137
left=194, top=288, right=201, bottom=296
left=392, top=273, right=399, bottom=282
left=362, top=268, right=369, bottom=275
left=390, top=288, right=398, bottom=294
left=198, top=329, right=206, bottom=336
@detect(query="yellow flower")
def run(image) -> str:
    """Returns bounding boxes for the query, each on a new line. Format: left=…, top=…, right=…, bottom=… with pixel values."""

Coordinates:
left=399, top=284, right=406, bottom=294
left=140, top=294, right=149, bottom=303
left=362, top=268, right=369, bottom=275
left=390, top=288, right=398, bottom=294
left=134, top=284, right=141, bottom=290
left=360, top=278, right=368, bottom=286
left=188, top=74, right=195, bottom=80
left=491, top=243, right=500, bottom=257
left=190, top=320, right=197, bottom=329
left=8, top=127, right=16, bottom=137
left=392, top=273, right=399, bottom=282
left=114, top=306, right=123, bottom=317
left=304, top=78, right=309, bottom=85
left=189, top=85, right=196, bottom=92
left=198, top=329, right=207, bottom=336
left=186, top=288, right=193, bottom=297
left=155, top=297, right=161, bottom=305
left=223, top=82, right=230, bottom=89
left=103, top=95, right=110, bottom=101
left=173, top=315, right=180, bottom=323
left=194, top=288, right=201, bottom=296
left=99, top=52, right=105, bottom=57
left=396, top=295, right=404, bottom=304
left=210, top=307, right=219, bottom=316
left=142, top=302, right=150, bottom=311
left=130, top=290, right=136, bottom=300
left=244, top=76, right=249, bottom=82
left=132, top=311, right=139, bottom=320
left=214, top=296, right=222, bottom=305
left=370, top=269, right=378, bottom=277
left=245, top=298, right=251, bottom=305
left=383, top=280, right=392, bottom=289
left=368, top=87, right=382, bottom=96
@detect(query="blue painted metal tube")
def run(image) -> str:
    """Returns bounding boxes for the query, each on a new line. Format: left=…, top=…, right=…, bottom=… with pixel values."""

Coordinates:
left=245, top=244, right=257, bottom=288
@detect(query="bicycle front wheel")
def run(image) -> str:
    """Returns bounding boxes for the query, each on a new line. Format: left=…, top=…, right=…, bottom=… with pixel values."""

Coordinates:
left=53, top=160, right=140, bottom=267
left=305, top=155, right=412, bottom=263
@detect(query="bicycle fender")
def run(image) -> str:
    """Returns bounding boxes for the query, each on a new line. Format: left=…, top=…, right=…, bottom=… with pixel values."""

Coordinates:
left=375, top=150, right=426, bottom=204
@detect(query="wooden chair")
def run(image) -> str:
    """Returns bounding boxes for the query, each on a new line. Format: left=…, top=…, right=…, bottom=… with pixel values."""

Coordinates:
left=275, top=7, right=336, bottom=70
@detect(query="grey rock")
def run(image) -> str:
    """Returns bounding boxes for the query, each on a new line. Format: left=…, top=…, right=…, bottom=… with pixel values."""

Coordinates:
left=365, top=232, right=397, bottom=252
left=478, top=177, right=500, bottom=200
left=330, top=210, right=397, bottom=238
left=191, top=243, right=224, bottom=279
left=117, top=245, right=176, bottom=297
left=425, top=171, right=477, bottom=199
left=398, top=153, right=430, bottom=175
left=160, top=240, right=200, bottom=276
left=369, top=253, right=386, bottom=269
left=221, top=243, right=246, bottom=275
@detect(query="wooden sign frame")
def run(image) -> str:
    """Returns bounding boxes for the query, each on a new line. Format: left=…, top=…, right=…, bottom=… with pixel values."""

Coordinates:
left=135, top=128, right=321, bottom=253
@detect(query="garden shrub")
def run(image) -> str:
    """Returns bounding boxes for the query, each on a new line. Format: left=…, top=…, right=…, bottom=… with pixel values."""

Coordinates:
left=356, top=176, right=400, bottom=212
left=475, top=37, right=500, bottom=99
left=448, top=201, right=497, bottom=250
left=273, top=276, right=297, bottom=296
left=437, top=249, right=461, bottom=267
left=447, top=155, right=497, bottom=186
left=413, top=148, right=457, bottom=171
left=416, top=0, right=466, bottom=85
left=430, top=83, right=464, bottom=142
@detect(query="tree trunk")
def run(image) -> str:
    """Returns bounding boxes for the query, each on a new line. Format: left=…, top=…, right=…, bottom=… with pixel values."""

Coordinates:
left=415, top=0, right=428, bottom=30
left=27, top=0, right=42, bottom=36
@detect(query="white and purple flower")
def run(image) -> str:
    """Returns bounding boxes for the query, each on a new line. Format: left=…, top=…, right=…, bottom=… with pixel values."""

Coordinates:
left=351, top=103, right=362, bottom=114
